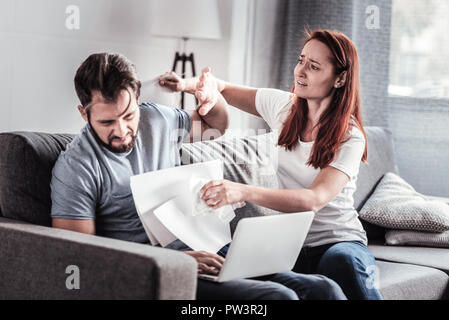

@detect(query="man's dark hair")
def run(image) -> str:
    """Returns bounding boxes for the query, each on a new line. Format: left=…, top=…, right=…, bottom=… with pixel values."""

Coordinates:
left=74, top=53, right=141, bottom=107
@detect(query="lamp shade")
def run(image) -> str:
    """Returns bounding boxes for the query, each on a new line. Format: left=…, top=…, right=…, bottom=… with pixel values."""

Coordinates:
left=150, top=0, right=222, bottom=40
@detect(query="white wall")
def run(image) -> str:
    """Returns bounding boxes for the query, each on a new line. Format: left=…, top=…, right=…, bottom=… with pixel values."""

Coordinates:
left=0, top=0, right=234, bottom=134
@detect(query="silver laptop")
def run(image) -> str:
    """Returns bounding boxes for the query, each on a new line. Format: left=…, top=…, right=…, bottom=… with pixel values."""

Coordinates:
left=198, top=211, right=314, bottom=282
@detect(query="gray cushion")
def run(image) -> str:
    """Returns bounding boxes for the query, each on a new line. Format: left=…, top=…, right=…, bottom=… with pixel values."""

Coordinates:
left=369, top=244, right=449, bottom=273
left=181, top=133, right=280, bottom=233
left=376, top=260, right=449, bottom=300
left=385, top=230, right=449, bottom=248
left=0, top=132, right=75, bottom=226
left=360, top=172, right=449, bottom=232
left=181, top=127, right=397, bottom=238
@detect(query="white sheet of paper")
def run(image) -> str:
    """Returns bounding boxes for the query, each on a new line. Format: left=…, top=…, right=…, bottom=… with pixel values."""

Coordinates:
left=153, top=193, right=232, bottom=253
left=130, top=159, right=233, bottom=249
left=139, top=210, right=178, bottom=247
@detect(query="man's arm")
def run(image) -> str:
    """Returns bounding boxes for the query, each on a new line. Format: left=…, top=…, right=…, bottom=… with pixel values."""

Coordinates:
left=52, top=218, right=96, bottom=235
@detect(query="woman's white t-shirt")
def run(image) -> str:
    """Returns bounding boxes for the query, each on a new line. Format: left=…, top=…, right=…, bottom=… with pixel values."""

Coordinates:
left=255, top=88, right=368, bottom=247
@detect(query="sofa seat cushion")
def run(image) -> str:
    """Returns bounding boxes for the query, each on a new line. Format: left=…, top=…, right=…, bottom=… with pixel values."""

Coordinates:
left=0, top=132, right=75, bottom=226
left=376, top=260, right=449, bottom=300
left=369, top=244, right=449, bottom=273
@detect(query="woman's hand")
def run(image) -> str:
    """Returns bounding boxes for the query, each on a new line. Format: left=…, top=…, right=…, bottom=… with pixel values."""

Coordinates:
left=200, top=179, right=247, bottom=210
left=195, top=67, right=221, bottom=116
left=184, top=250, right=225, bottom=275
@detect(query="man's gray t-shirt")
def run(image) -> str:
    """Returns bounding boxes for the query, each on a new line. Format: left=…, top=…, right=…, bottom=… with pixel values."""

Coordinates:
left=50, top=102, right=191, bottom=243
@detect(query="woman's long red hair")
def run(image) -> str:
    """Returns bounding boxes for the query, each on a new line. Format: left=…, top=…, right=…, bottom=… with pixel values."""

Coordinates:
left=278, top=30, right=367, bottom=169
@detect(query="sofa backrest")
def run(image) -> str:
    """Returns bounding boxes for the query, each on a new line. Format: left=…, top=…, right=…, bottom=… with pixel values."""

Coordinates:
left=181, top=127, right=398, bottom=206
left=181, top=126, right=398, bottom=237
left=0, top=127, right=396, bottom=238
left=0, top=132, right=75, bottom=226
left=354, top=127, right=398, bottom=241
left=354, top=127, right=398, bottom=211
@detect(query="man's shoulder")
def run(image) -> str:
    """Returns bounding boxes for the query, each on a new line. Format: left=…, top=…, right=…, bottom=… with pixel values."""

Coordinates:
left=53, top=126, right=99, bottom=177
left=139, top=101, right=171, bottom=114
left=139, top=101, right=187, bottom=117
left=139, top=101, right=190, bottom=127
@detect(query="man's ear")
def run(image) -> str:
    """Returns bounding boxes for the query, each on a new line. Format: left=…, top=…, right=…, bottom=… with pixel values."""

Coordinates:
left=78, top=105, right=88, bottom=122
left=334, top=71, right=347, bottom=88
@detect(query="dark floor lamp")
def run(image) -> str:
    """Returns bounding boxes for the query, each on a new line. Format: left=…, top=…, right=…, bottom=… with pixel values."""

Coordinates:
left=171, top=38, right=198, bottom=108
left=150, top=0, right=221, bottom=109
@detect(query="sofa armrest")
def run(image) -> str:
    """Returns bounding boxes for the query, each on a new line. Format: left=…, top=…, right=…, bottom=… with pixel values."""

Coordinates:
left=0, top=217, right=197, bottom=299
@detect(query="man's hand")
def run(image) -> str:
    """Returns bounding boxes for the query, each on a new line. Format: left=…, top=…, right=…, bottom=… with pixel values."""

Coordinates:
left=158, top=71, right=187, bottom=92
left=184, top=250, right=225, bottom=275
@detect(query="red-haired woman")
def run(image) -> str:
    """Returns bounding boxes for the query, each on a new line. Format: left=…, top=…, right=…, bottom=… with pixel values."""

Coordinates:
left=161, top=30, right=382, bottom=300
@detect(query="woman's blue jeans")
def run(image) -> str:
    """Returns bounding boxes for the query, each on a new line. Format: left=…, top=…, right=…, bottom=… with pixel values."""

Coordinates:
left=294, top=241, right=382, bottom=300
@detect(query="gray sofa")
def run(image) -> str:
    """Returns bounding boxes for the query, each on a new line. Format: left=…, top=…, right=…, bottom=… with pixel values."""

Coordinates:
left=0, top=127, right=448, bottom=299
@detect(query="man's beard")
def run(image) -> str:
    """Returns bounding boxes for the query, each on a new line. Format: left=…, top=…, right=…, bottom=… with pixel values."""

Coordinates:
left=89, top=123, right=138, bottom=154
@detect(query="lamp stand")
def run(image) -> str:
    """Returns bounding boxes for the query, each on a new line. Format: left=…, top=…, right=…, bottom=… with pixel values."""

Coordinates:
left=171, top=38, right=197, bottom=109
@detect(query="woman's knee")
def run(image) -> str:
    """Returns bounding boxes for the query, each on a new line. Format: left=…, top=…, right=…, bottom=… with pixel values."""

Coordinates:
left=317, top=243, right=370, bottom=275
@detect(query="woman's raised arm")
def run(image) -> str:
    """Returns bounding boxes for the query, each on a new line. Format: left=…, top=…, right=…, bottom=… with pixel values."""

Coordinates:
left=159, top=68, right=261, bottom=117
left=218, top=81, right=259, bottom=117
